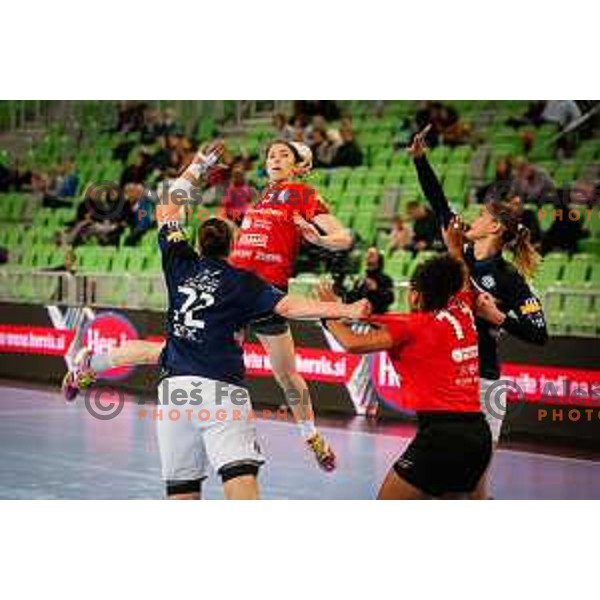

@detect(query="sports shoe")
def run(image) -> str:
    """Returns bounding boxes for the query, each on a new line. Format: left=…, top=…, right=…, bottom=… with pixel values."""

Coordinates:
left=307, top=431, right=336, bottom=472
left=62, top=348, right=96, bottom=402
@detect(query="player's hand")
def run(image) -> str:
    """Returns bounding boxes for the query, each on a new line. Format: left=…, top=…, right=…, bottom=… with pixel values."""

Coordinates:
left=192, top=141, right=225, bottom=165
left=346, top=299, right=372, bottom=321
left=476, top=292, right=506, bottom=326
left=407, top=124, right=431, bottom=158
left=315, top=282, right=340, bottom=303
left=443, top=216, right=467, bottom=259
left=293, top=214, right=323, bottom=246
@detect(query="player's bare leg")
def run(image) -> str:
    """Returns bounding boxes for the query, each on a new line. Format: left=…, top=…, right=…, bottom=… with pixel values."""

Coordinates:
left=471, top=448, right=496, bottom=499
left=223, top=475, right=259, bottom=500
left=257, top=330, right=336, bottom=471
left=377, top=469, right=429, bottom=500
left=62, top=340, right=164, bottom=401
left=168, top=491, right=201, bottom=500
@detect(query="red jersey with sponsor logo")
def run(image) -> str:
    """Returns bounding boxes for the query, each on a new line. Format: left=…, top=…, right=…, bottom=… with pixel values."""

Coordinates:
left=373, top=291, right=480, bottom=412
left=229, top=181, right=329, bottom=289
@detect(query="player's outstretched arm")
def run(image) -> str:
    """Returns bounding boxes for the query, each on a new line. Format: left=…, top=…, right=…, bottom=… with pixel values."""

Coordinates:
left=275, top=294, right=371, bottom=321
left=409, top=125, right=455, bottom=229
left=315, top=284, right=394, bottom=354
left=157, top=142, right=224, bottom=227
left=62, top=340, right=165, bottom=401
left=293, top=212, right=353, bottom=251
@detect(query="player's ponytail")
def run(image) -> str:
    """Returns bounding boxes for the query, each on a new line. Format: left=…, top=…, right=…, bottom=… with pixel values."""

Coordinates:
left=197, top=218, right=232, bottom=259
left=488, top=195, right=541, bottom=280
left=504, top=223, right=540, bottom=280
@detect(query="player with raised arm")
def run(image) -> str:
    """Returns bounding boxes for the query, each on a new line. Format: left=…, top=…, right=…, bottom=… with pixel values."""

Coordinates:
left=317, top=231, right=496, bottom=499
left=408, top=125, right=548, bottom=498
left=63, top=140, right=354, bottom=471
left=63, top=146, right=369, bottom=497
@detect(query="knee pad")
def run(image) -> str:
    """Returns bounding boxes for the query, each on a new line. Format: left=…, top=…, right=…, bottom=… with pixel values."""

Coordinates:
left=165, top=478, right=204, bottom=497
left=218, top=461, right=261, bottom=484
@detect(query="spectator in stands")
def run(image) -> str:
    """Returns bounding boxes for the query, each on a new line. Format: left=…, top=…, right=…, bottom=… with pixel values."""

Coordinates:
left=163, top=149, right=184, bottom=179
left=157, top=107, right=179, bottom=137
left=0, top=162, right=14, bottom=192
left=272, top=112, right=294, bottom=140
left=32, top=171, right=72, bottom=209
left=542, top=101, right=582, bottom=129
left=507, top=101, right=581, bottom=130
left=541, top=199, right=588, bottom=255
left=68, top=186, right=128, bottom=247
left=569, top=180, right=598, bottom=207
left=115, top=101, right=147, bottom=133
left=291, top=122, right=306, bottom=143
left=55, top=161, right=79, bottom=198
left=345, top=247, right=394, bottom=314
left=151, top=135, right=172, bottom=173
left=476, top=156, right=514, bottom=203
left=123, top=183, right=155, bottom=246
left=406, top=201, right=441, bottom=252
left=293, top=100, right=340, bottom=123
left=331, top=126, right=364, bottom=167
left=412, top=101, right=474, bottom=148
left=512, top=159, right=557, bottom=205
left=120, top=150, right=151, bottom=187
left=388, top=216, right=413, bottom=253
left=218, top=160, right=258, bottom=226
left=310, top=127, right=334, bottom=168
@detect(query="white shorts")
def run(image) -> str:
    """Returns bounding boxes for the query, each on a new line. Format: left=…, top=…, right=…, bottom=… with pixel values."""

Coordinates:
left=156, top=376, right=264, bottom=485
left=479, top=377, right=507, bottom=443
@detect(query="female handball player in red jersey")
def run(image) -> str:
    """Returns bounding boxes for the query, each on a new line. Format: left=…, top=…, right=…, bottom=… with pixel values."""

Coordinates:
left=409, top=125, right=548, bottom=498
left=63, top=140, right=354, bottom=471
left=318, top=225, right=499, bottom=499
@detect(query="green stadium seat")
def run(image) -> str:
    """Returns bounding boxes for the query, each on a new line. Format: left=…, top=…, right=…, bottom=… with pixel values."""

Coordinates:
left=561, top=255, right=592, bottom=287
left=578, top=238, right=600, bottom=256
left=563, top=295, right=596, bottom=336
left=386, top=250, right=411, bottom=275
left=76, top=247, right=114, bottom=273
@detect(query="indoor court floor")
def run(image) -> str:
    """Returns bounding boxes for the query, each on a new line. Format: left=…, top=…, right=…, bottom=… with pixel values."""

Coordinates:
left=1, top=381, right=600, bottom=500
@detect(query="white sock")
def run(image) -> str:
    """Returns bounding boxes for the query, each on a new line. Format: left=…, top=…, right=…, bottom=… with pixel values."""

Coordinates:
left=298, top=420, right=318, bottom=441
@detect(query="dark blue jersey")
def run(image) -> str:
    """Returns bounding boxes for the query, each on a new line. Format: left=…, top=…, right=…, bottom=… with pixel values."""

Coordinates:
left=157, top=223, right=285, bottom=385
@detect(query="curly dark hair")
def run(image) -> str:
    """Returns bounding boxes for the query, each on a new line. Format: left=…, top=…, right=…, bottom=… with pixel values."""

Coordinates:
left=410, top=254, right=465, bottom=311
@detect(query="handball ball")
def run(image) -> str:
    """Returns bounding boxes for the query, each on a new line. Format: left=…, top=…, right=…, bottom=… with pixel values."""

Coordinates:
left=291, top=142, right=313, bottom=174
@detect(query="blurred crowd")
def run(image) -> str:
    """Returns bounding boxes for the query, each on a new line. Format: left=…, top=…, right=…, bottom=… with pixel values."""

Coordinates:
left=1, top=100, right=598, bottom=307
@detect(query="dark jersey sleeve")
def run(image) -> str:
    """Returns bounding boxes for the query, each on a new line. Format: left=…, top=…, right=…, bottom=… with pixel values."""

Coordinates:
left=499, top=268, right=548, bottom=346
left=158, top=222, right=197, bottom=283
left=238, top=271, right=286, bottom=324
left=413, top=155, right=455, bottom=229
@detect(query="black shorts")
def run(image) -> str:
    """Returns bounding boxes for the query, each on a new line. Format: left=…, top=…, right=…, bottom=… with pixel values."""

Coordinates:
left=394, top=412, right=492, bottom=497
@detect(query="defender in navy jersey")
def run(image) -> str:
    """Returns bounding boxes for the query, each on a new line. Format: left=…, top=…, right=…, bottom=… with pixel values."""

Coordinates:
left=156, top=219, right=368, bottom=500
left=408, top=126, right=548, bottom=498
left=158, top=221, right=285, bottom=387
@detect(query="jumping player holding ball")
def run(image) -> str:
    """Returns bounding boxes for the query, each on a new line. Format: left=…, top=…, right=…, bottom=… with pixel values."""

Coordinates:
left=63, top=140, right=355, bottom=472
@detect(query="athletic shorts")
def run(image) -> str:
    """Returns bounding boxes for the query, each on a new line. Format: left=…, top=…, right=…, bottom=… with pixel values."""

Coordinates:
left=394, top=412, right=492, bottom=498
left=479, top=377, right=507, bottom=443
left=251, top=312, right=289, bottom=336
left=156, top=376, right=264, bottom=492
